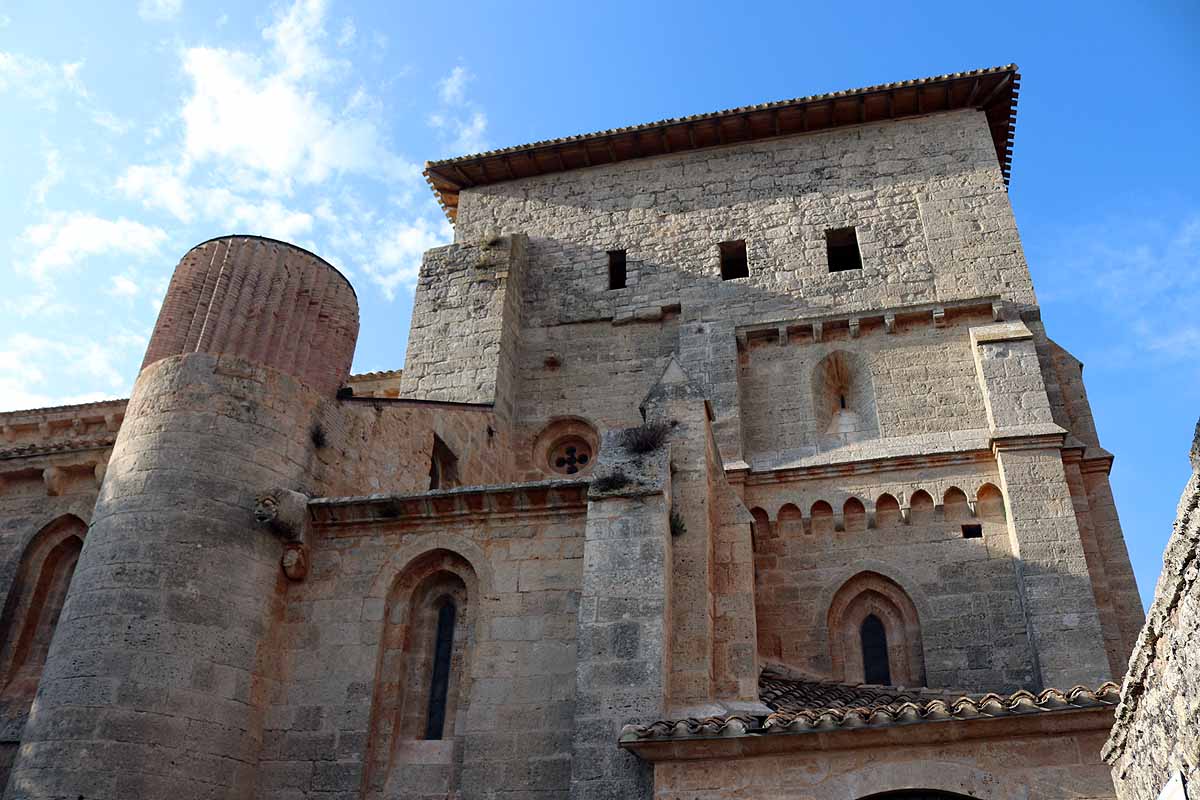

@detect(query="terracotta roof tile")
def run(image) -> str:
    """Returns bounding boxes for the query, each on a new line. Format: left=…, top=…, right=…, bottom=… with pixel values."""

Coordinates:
left=619, top=670, right=1120, bottom=743
left=425, top=64, right=1020, bottom=220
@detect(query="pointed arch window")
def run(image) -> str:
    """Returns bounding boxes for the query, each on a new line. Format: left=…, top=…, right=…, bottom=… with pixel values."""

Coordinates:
left=424, top=599, right=457, bottom=740
left=860, top=614, right=891, bottom=685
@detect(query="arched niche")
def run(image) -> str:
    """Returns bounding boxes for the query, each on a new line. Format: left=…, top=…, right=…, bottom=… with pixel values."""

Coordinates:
left=0, top=514, right=87, bottom=703
left=810, top=501, right=834, bottom=537
left=827, top=571, right=925, bottom=686
left=875, top=493, right=901, bottom=528
left=843, top=497, right=867, bottom=533
left=777, top=503, right=804, bottom=538
left=812, top=350, right=879, bottom=449
left=977, top=483, right=1006, bottom=522
left=943, top=487, right=970, bottom=521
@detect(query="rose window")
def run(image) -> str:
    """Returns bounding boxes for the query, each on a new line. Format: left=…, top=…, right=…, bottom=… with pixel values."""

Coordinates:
left=550, top=437, right=592, bottom=475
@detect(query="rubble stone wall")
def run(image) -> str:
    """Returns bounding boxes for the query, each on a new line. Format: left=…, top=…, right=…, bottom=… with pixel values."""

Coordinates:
left=1105, top=427, right=1200, bottom=798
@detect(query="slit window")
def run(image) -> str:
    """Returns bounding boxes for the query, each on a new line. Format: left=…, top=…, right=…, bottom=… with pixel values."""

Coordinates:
left=826, top=227, right=863, bottom=272
left=962, top=523, right=983, bottom=539
left=424, top=600, right=457, bottom=740
left=719, top=240, right=749, bottom=280
left=607, top=250, right=627, bottom=289
left=860, top=613, right=891, bottom=685
left=428, top=434, right=459, bottom=490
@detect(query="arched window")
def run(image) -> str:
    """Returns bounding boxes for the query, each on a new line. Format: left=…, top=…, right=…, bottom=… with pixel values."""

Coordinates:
left=0, top=515, right=86, bottom=703
left=860, top=614, right=891, bottom=685
left=827, top=571, right=925, bottom=686
left=424, top=599, right=457, bottom=740
left=365, top=549, right=476, bottom=797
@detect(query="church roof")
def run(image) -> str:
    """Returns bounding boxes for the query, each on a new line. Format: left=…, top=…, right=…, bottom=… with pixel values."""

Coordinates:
left=619, top=669, right=1119, bottom=744
left=425, top=64, right=1020, bottom=221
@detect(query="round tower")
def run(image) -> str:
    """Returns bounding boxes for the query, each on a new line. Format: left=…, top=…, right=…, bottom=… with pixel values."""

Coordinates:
left=6, top=236, right=359, bottom=799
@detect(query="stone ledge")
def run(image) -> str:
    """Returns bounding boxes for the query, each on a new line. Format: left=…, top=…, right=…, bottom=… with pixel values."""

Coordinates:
left=309, top=478, right=590, bottom=527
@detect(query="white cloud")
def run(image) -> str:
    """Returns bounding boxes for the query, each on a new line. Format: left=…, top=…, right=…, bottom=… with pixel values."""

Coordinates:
left=337, top=19, right=356, bottom=47
left=178, top=42, right=415, bottom=186
left=117, top=163, right=194, bottom=221
left=0, top=52, right=88, bottom=109
left=439, top=66, right=469, bottom=105
left=31, top=147, right=64, bottom=205
left=139, top=0, right=183, bottom=21
left=364, top=216, right=452, bottom=299
left=1050, top=213, right=1200, bottom=362
left=107, top=276, right=141, bottom=297
left=263, top=0, right=332, bottom=80
left=19, top=212, right=168, bottom=282
left=430, top=66, right=488, bottom=156
left=0, top=331, right=145, bottom=412
left=226, top=198, right=313, bottom=240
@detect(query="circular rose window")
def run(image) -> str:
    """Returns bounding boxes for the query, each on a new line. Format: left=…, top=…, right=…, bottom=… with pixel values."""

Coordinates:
left=533, top=418, right=600, bottom=477
left=550, top=437, right=592, bottom=475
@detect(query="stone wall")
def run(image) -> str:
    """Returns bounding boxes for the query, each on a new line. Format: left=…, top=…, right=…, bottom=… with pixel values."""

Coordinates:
left=1104, top=423, right=1200, bottom=798
left=281, top=482, right=588, bottom=800
left=739, top=308, right=991, bottom=469
left=645, top=715, right=1116, bottom=799
left=399, top=234, right=525, bottom=420
left=455, top=109, right=1035, bottom=331
left=745, top=460, right=1035, bottom=692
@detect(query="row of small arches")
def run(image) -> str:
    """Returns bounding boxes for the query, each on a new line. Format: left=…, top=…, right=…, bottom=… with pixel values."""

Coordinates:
left=750, top=484, right=1005, bottom=536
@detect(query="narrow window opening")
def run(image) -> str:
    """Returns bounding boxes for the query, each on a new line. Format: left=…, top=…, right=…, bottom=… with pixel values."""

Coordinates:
left=860, top=614, right=891, bottom=685
left=718, top=240, right=749, bottom=280
left=826, top=227, right=863, bottom=272
left=428, top=435, right=459, bottom=490
left=961, top=523, right=983, bottom=539
left=607, top=250, right=627, bottom=289
left=839, top=394, right=847, bottom=410
left=424, top=600, right=457, bottom=740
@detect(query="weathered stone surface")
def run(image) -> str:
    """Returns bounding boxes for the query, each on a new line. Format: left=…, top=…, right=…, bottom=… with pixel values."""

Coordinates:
left=0, top=73, right=1146, bottom=800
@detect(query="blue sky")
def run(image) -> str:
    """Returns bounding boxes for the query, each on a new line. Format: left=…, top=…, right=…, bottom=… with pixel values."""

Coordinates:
left=1, top=0, right=1196, bottom=606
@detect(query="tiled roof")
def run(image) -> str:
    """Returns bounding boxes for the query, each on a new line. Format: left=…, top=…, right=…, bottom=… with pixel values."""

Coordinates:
left=619, top=671, right=1120, bottom=742
left=425, top=65, right=1020, bottom=220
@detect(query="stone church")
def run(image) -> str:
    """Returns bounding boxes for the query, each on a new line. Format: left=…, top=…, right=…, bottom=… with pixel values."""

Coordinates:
left=0, top=65, right=1147, bottom=798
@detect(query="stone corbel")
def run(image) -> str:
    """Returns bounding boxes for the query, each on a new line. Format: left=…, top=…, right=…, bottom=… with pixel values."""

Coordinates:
left=866, top=506, right=877, bottom=529
left=43, top=466, right=67, bottom=497
left=93, top=461, right=107, bottom=487
left=966, top=499, right=978, bottom=518
left=777, top=325, right=788, bottom=346
left=932, top=307, right=946, bottom=328
left=812, top=321, right=823, bottom=342
left=884, top=313, right=896, bottom=334
left=255, top=488, right=312, bottom=581
left=849, top=318, right=861, bottom=338
left=899, top=500, right=911, bottom=524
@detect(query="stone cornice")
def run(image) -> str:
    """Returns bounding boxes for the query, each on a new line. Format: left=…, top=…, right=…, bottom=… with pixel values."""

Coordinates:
left=309, top=479, right=590, bottom=527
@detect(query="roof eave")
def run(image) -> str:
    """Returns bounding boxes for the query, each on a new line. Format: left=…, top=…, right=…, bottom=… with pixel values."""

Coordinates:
left=424, top=64, right=1020, bottom=222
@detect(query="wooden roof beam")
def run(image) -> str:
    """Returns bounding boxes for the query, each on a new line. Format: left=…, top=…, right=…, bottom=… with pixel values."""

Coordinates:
left=976, top=73, right=1014, bottom=109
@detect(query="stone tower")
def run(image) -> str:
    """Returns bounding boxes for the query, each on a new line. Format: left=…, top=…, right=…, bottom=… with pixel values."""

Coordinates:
left=4, top=236, right=358, bottom=799
left=0, top=66, right=1149, bottom=800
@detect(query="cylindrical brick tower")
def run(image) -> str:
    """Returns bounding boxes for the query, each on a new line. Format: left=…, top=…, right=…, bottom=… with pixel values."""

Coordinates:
left=6, top=236, right=359, bottom=799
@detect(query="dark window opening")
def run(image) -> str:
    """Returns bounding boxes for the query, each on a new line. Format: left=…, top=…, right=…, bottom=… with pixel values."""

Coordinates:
left=826, top=227, right=863, bottom=272
left=719, top=240, right=749, bottom=280
left=428, top=435, right=459, bottom=490
left=424, top=600, right=457, bottom=740
left=962, top=523, right=983, bottom=539
left=860, top=614, right=891, bottom=685
left=607, top=250, right=627, bottom=289
left=839, top=394, right=847, bottom=410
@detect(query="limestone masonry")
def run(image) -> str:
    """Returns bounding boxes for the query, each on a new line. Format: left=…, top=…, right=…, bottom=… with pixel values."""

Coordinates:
left=0, top=65, right=1153, bottom=799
